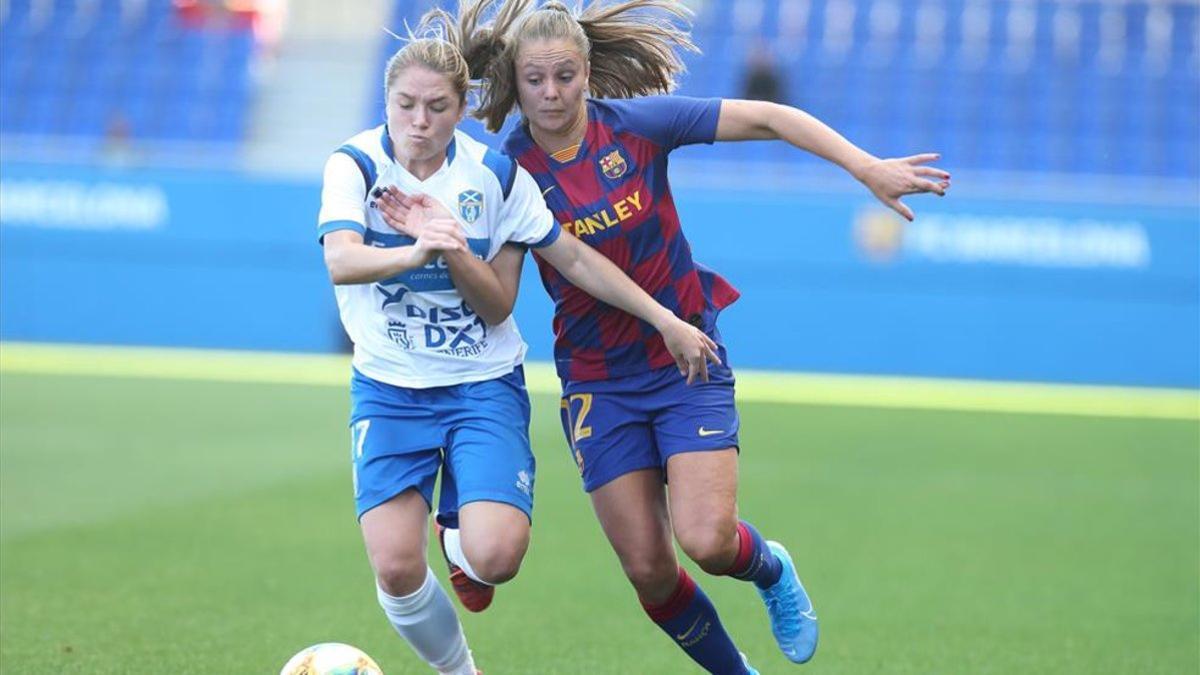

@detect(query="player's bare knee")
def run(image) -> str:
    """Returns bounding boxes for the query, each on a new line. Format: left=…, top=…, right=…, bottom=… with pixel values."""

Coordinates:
left=372, top=550, right=427, bottom=596
left=465, top=537, right=527, bottom=584
left=677, top=525, right=738, bottom=573
left=471, top=553, right=521, bottom=585
left=620, top=554, right=678, bottom=597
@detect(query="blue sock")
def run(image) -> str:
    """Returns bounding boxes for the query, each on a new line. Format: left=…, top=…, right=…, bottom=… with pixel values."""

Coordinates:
left=722, top=521, right=783, bottom=589
left=641, top=567, right=748, bottom=675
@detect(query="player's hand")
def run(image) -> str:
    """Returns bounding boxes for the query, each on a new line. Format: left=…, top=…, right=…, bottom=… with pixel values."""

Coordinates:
left=855, top=153, right=950, bottom=221
left=660, top=318, right=721, bottom=385
left=410, top=217, right=468, bottom=265
left=375, top=186, right=456, bottom=238
left=373, top=185, right=420, bottom=236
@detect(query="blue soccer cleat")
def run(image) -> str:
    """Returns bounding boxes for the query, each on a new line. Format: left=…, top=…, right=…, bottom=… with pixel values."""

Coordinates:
left=739, top=651, right=759, bottom=675
left=757, top=540, right=819, bottom=663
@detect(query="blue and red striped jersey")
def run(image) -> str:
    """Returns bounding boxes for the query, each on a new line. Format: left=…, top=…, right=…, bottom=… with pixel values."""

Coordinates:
left=502, top=96, right=741, bottom=383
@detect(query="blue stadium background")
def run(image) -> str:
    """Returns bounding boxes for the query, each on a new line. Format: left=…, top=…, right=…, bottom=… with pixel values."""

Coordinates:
left=1, top=0, right=1197, bottom=388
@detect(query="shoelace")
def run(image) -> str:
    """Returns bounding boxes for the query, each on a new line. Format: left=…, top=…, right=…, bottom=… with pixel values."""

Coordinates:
left=764, top=582, right=801, bottom=637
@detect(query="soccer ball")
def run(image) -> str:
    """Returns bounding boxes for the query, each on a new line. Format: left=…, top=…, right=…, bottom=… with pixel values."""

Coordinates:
left=279, top=643, right=383, bottom=675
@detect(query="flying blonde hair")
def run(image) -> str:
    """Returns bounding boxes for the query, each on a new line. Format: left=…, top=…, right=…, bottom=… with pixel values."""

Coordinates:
left=427, top=0, right=699, bottom=132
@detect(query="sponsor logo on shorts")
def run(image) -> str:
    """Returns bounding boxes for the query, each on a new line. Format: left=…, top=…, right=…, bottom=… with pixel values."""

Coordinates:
left=516, top=470, right=533, bottom=496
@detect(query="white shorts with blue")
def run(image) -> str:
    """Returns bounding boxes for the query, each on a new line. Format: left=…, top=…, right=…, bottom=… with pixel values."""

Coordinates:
left=349, top=365, right=534, bottom=525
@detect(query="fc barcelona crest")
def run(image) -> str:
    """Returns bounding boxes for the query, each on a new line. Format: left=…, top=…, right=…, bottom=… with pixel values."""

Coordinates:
left=458, top=190, right=483, bottom=224
left=599, top=150, right=628, bottom=179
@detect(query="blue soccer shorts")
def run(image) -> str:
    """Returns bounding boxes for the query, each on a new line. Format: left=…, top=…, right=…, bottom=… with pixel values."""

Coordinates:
left=558, top=355, right=740, bottom=492
left=348, top=366, right=535, bottom=523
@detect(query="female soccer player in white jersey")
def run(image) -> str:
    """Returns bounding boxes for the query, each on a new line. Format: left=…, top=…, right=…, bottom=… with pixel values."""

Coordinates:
left=316, top=25, right=719, bottom=675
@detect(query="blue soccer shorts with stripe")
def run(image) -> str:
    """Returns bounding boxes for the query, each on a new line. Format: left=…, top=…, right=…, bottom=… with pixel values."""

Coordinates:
left=349, top=366, right=535, bottom=523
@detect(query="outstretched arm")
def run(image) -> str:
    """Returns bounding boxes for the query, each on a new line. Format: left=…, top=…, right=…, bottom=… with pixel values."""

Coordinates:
left=715, top=99, right=951, bottom=221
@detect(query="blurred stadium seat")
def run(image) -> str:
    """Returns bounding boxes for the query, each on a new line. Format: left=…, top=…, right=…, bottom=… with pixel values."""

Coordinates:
left=0, top=0, right=258, bottom=144
left=374, top=0, right=1199, bottom=178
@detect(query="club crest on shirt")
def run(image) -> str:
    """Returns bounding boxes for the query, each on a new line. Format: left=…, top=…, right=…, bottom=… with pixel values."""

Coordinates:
left=458, top=190, right=483, bottom=223
left=599, top=149, right=627, bottom=179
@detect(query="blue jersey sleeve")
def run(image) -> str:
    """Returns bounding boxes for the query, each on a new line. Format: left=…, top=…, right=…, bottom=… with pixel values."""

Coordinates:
left=604, top=96, right=721, bottom=150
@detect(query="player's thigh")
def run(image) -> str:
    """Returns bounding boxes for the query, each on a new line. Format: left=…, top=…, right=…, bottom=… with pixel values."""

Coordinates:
left=665, top=448, right=740, bottom=556
left=350, top=415, right=442, bottom=521
left=349, top=371, right=445, bottom=520
left=348, top=408, right=442, bottom=593
left=457, top=500, right=531, bottom=580
left=442, top=369, right=537, bottom=524
left=560, top=388, right=659, bottom=493
left=653, top=369, right=741, bottom=558
left=589, top=468, right=679, bottom=597
left=360, top=488, right=433, bottom=594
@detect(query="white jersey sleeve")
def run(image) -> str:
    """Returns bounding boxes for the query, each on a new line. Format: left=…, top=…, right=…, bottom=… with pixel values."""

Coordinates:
left=495, top=165, right=560, bottom=249
left=317, top=152, right=368, bottom=243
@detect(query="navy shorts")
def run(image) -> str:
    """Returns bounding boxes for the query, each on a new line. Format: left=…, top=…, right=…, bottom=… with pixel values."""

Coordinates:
left=349, top=366, right=535, bottom=523
left=558, top=357, right=740, bottom=492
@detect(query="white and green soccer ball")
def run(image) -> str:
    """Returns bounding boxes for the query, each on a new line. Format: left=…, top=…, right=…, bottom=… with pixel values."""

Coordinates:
left=279, top=642, right=383, bottom=675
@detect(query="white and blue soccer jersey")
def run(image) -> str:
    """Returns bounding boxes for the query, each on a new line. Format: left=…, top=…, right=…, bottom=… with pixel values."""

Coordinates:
left=317, top=125, right=560, bottom=389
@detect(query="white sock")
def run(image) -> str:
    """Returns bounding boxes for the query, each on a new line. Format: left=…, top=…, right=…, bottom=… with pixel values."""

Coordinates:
left=376, top=567, right=477, bottom=675
left=442, top=527, right=493, bottom=586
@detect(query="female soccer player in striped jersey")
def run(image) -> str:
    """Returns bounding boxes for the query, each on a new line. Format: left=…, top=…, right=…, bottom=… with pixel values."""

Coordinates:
left=318, top=20, right=719, bottom=674
left=379, top=1, right=949, bottom=672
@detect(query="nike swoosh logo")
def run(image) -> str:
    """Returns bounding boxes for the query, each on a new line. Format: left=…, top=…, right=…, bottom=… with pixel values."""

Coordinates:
left=801, top=608, right=818, bottom=621
left=698, top=427, right=724, bottom=437
left=541, top=185, right=557, bottom=197
left=675, top=615, right=703, bottom=640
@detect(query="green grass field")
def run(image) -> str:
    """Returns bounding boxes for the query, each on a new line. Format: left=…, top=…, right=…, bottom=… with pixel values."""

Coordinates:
left=1, top=356, right=1197, bottom=673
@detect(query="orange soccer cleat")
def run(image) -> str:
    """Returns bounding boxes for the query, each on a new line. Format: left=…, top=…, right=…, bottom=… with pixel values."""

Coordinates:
left=436, top=523, right=494, bottom=612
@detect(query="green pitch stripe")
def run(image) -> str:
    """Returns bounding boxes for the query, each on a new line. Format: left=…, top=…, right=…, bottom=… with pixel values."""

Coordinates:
left=1, top=342, right=1196, bottom=421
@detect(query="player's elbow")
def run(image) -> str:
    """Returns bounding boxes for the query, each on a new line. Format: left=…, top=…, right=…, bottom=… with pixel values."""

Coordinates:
left=553, top=253, right=589, bottom=291
left=477, top=300, right=515, bottom=327
left=325, top=261, right=352, bottom=285
left=324, top=251, right=359, bottom=285
left=759, top=101, right=793, bottom=138
left=481, top=311, right=511, bottom=326
left=329, top=272, right=358, bottom=286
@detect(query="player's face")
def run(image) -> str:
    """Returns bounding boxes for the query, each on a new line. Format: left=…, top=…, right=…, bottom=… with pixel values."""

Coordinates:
left=515, top=39, right=589, bottom=137
left=385, top=66, right=465, bottom=173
